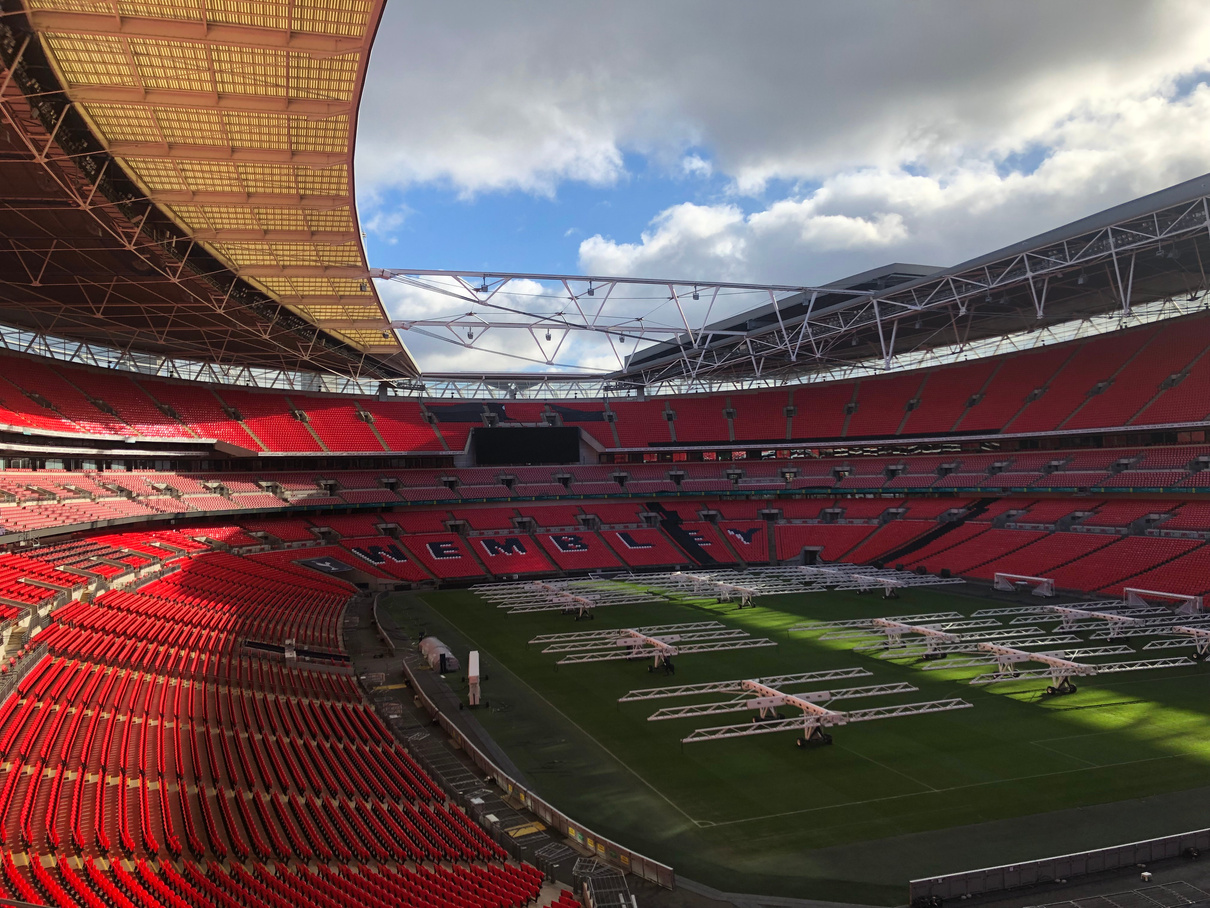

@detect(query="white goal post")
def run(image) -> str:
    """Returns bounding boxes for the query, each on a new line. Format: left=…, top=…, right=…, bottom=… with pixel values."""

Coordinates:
left=1124, top=587, right=1203, bottom=615
left=993, top=573, right=1055, bottom=598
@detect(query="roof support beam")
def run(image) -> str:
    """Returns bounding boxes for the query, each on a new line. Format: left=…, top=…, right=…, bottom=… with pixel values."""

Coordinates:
left=108, top=143, right=346, bottom=167
left=148, top=191, right=350, bottom=209
left=27, top=11, right=369, bottom=55
left=70, top=87, right=352, bottom=118
left=191, top=229, right=360, bottom=243
left=237, top=265, right=370, bottom=278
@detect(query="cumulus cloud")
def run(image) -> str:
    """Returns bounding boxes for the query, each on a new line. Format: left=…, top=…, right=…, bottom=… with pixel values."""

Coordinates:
left=579, top=82, right=1210, bottom=284
left=359, top=0, right=1210, bottom=197
left=359, top=0, right=1210, bottom=365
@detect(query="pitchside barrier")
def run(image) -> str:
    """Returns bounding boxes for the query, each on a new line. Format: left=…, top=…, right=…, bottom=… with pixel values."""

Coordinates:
left=395, top=645, right=676, bottom=890
left=371, top=592, right=396, bottom=657
left=909, top=826, right=1210, bottom=902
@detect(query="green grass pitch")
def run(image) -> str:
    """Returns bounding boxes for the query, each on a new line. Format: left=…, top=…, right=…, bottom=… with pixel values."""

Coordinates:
left=383, top=587, right=1210, bottom=904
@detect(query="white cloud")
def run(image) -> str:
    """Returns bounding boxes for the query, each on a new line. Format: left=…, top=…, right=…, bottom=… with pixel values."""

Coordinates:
left=363, top=206, right=411, bottom=245
left=681, top=155, right=712, bottom=179
left=359, top=1, right=1210, bottom=198
left=578, top=83, right=1210, bottom=284
left=357, top=1, right=1210, bottom=369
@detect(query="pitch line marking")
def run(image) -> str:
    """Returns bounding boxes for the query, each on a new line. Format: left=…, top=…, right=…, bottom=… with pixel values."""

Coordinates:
left=694, top=752, right=1182, bottom=829
left=1028, top=740, right=1098, bottom=768
left=836, top=745, right=938, bottom=792
left=415, top=596, right=701, bottom=828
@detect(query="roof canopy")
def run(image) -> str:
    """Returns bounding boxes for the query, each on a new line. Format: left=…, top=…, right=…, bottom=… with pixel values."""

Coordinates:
left=0, top=0, right=416, bottom=378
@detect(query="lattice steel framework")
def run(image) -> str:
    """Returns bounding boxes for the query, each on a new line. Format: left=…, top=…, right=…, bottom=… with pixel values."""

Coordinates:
left=376, top=173, right=1210, bottom=390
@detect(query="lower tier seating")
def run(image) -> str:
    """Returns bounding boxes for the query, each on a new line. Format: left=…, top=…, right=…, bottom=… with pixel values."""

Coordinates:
left=0, top=533, right=546, bottom=907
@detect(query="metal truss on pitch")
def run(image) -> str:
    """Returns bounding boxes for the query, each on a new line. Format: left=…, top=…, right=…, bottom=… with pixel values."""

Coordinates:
left=621, top=564, right=960, bottom=609
left=618, top=568, right=829, bottom=600
left=617, top=674, right=973, bottom=746
left=1144, top=626, right=1210, bottom=658
left=617, top=667, right=875, bottom=703
left=794, top=564, right=966, bottom=594
left=471, top=578, right=664, bottom=616
left=528, top=622, right=775, bottom=668
left=796, top=594, right=1205, bottom=694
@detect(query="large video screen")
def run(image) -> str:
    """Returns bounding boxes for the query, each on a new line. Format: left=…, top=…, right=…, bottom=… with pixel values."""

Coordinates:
left=472, top=427, right=581, bottom=465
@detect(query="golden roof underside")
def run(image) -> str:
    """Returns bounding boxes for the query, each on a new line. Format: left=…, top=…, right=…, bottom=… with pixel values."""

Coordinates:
left=23, top=0, right=407, bottom=364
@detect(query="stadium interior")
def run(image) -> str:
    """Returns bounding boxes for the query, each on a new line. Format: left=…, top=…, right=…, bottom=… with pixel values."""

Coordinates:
left=4, top=0, right=1210, bottom=906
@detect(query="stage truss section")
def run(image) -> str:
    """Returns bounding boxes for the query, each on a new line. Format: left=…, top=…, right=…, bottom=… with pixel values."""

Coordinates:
left=617, top=669, right=972, bottom=746
left=794, top=563, right=966, bottom=596
left=798, top=597, right=1201, bottom=694
left=617, top=667, right=875, bottom=703
left=528, top=622, right=775, bottom=670
left=1145, top=626, right=1210, bottom=659
left=471, top=578, right=664, bottom=617
left=677, top=687, right=973, bottom=746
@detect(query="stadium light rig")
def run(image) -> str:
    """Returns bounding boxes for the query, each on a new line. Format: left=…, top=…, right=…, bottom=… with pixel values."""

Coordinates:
left=530, top=622, right=776, bottom=671
left=971, top=643, right=1096, bottom=695
left=675, top=683, right=973, bottom=748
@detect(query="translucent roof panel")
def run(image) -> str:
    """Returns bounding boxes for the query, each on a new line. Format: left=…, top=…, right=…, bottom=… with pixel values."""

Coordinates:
left=24, top=0, right=411, bottom=373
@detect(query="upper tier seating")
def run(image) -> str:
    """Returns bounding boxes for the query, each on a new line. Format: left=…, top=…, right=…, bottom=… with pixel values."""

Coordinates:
left=1, top=310, right=1210, bottom=451
left=610, top=401, right=672, bottom=447
left=141, top=380, right=264, bottom=449
left=300, top=400, right=385, bottom=452
left=730, top=389, right=788, bottom=442
left=552, top=401, right=616, bottom=448
left=901, top=358, right=999, bottom=436
left=1007, top=331, right=1144, bottom=434
left=216, top=389, right=323, bottom=452
left=667, top=398, right=730, bottom=443
left=358, top=399, right=444, bottom=451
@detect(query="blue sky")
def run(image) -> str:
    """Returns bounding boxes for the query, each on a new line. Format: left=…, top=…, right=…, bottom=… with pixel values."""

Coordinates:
left=355, top=1, right=1210, bottom=372
left=362, top=153, right=780, bottom=276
